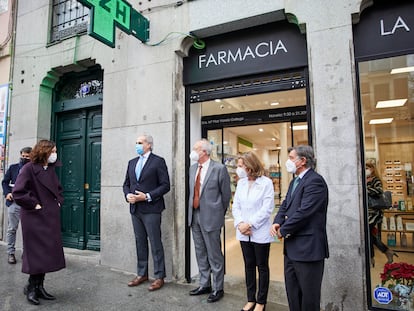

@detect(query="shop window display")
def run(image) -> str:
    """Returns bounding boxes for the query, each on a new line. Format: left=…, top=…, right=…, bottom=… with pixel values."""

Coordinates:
left=359, top=53, right=414, bottom=310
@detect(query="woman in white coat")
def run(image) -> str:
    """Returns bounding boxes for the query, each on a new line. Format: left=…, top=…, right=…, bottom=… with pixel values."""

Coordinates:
left=232, top=152, right=275, bottom=311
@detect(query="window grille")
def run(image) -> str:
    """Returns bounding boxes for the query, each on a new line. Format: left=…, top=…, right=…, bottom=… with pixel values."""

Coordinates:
left=51, top=0, right=89, bottom=43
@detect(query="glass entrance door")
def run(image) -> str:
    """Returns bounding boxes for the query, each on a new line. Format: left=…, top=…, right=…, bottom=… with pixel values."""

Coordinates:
left=206, top=121, right=308, bottom=284
left=187, top=71, right=310, bottom=302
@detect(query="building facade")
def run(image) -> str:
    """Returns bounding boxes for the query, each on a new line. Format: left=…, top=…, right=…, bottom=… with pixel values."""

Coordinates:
left=2, top=0, right=414, bottom=310
left=0, top=0, right=15, bottom=174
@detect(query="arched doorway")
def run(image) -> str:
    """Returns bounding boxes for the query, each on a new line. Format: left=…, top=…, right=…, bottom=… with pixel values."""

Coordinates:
left=53, top=66, right=103, bottom=250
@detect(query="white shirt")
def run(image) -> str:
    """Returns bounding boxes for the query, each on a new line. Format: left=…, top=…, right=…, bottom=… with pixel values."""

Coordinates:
left=232, top=175, right=275, bottom=243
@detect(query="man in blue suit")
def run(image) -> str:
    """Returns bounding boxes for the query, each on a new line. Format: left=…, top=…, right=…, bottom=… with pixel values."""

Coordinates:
left=123, top=134, right=170, bottom=291
left=2, top=146, right=32, bottom=264
left=271, top=145, right=329, bottom=311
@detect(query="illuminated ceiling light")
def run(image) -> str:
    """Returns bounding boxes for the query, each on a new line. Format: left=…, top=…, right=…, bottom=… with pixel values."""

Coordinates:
left=391, top=66, right=414, bottom=74
left=369, top=118, right=393, bottom=124
left=214, top=99, right=221, bottom=102
left=270, top=102, right=279, bottom=106
left=223, top=141, right=228, bottom=145
left=292, top=125, right=308, bottom=131
left=258, top=128, right=264, bottom=132
left=271, top=138, right=276, bottom=141
left=376, top=98, right=407, bottom=108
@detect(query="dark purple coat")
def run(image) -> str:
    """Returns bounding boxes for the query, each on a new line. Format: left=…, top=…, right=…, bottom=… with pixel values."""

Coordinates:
left=12, top=161, right=66, bottom=275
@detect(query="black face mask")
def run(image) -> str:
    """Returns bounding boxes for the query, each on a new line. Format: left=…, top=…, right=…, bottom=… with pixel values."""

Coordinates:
left=20, top=158, right=30, bottom=165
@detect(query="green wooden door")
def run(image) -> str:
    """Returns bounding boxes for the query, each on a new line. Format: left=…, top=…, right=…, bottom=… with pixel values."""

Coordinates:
left=56, top=107, right=102, bottom=250
left=84, top=108, right=102, bottom=250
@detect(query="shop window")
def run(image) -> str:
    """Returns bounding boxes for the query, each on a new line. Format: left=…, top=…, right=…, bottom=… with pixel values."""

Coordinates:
left=50, top=0, right=89, bottom=43
left=359, top=53, right=414, bottom=310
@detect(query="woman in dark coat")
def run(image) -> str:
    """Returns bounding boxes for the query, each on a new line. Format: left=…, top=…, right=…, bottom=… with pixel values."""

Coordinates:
left=366, top=162, right=398, bottom=267
left=13, top=140, right=65, bottom=305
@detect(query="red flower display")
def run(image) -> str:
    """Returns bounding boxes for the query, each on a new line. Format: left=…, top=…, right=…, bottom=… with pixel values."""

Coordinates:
left=381, top=262, right=414, bottom=288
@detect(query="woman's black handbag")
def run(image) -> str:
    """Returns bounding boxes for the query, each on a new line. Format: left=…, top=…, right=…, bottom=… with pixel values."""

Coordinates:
left=368, top=191, right=392, bottom=210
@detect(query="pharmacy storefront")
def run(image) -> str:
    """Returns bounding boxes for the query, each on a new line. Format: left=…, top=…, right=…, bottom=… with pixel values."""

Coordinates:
left=354, top=0, right=414, bottom=309
left=183, top=19, right=310, bottom=304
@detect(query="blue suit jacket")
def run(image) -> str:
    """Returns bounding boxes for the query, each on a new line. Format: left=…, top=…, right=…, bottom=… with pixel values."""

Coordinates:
left=2, top=162, right=24, bottom=207
left=273, top=168, right=329, bottom=262
left=123, top=152, right=170, bottom=214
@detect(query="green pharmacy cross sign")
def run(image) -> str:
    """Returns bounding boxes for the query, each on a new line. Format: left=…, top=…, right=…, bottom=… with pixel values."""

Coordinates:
left=78, top=0, right=149, bottom=48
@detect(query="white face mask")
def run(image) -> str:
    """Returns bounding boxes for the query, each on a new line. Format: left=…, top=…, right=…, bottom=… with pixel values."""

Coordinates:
left=285, top=159, right=297, bottom=174
left=236, top=167, right=248, bottom=179
left=189, top=150, right=199, bottom=162
left=366, top=169, right=372, bottom=176
left=48, top=152, right=57, bottom=164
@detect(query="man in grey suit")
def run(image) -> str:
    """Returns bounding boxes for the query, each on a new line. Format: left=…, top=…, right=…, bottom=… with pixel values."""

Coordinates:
left=188, top=139, right=231, bottom=303
left=270, top=145, right=329, bottom=311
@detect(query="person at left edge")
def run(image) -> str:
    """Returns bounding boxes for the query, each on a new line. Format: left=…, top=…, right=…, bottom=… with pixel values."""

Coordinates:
left=2, top=146, right=32, bottom=264
left=12, top=140, right=65, bottom=305
left=123, top=134, right=170, bottom=291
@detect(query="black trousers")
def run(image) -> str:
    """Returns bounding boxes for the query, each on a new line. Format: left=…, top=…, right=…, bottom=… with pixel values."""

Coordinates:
left=369, top=223, right=388, bottom=256
left=284, top=256, right=324, bottom=311
left=240, top=241, right=270, bottom=305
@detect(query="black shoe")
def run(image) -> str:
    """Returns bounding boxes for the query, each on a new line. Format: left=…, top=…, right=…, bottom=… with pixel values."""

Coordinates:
left=24, top=284, right=39, bottom=305
left=207, top=290, right=224, bottom=303
left=8, top=254, right=16, bottom=264
left=241, top=302, right=256, bottom=311
left=189, top=286, right=212, bottom=296
left=36, top=285, right=56, bottom=300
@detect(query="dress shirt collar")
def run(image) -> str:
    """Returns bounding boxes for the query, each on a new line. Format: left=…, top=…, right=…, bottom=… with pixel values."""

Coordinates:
left=297, top=167, right=310, bottom=179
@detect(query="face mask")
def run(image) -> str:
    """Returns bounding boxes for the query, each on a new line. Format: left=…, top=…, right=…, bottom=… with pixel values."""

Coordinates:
left=20, top=158, right=30, bottom=165
left=236, top=167, right=248, bottom=179
left=285, top=159, right=297, bottom=174
left=136, top=144, right=144, bottom=155
left=366, top=169, right=372, bottom=176
left=48, top=152, right=57, bottom=164
left=189, top=150, right=199, bottom=162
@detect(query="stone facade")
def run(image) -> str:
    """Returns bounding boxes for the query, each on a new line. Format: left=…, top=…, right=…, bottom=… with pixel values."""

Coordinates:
left=3, top=0, right=379, bottom=310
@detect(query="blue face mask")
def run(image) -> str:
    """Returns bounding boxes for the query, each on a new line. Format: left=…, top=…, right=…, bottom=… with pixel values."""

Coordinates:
left=135, top=144, right=144, bottom=155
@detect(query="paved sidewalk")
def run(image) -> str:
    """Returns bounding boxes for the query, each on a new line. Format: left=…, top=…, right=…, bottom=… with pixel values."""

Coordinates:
left=0, top=243, right=289, bottom=311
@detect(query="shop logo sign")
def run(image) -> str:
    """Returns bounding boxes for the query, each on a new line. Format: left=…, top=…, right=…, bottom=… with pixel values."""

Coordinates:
left=374, top=287, right=392, bottom=304
left=380, top=16, right=410, bottom=36
left=198, top=40, right=288, bottom=69
left=78, top=0, right=149, bottom=48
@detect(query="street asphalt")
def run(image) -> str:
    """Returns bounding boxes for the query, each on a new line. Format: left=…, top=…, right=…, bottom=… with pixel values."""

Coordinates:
left=0, top=242, right=289, bottom=311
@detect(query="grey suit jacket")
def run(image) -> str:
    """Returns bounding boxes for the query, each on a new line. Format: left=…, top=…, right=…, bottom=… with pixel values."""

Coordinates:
left=188, top=159, right=231, bottom=232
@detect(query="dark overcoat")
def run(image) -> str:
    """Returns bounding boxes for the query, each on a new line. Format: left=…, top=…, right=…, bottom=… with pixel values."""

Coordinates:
left=12, top=161, right=66, bottom=275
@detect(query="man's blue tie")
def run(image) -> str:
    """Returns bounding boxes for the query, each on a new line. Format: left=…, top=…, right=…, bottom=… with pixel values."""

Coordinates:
left=291, top=177, right=300, bottom=195
left=135, top=157, right=144, bottom=181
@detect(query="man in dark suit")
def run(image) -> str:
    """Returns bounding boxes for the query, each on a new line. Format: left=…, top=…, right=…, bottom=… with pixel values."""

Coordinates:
left=123, top=134, right=170, bottom=291
left=188, top=139, right=231, bottom=303
left=270, top=145, right=329, bottom=311
left=2, top=146, right=32, bottom=264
